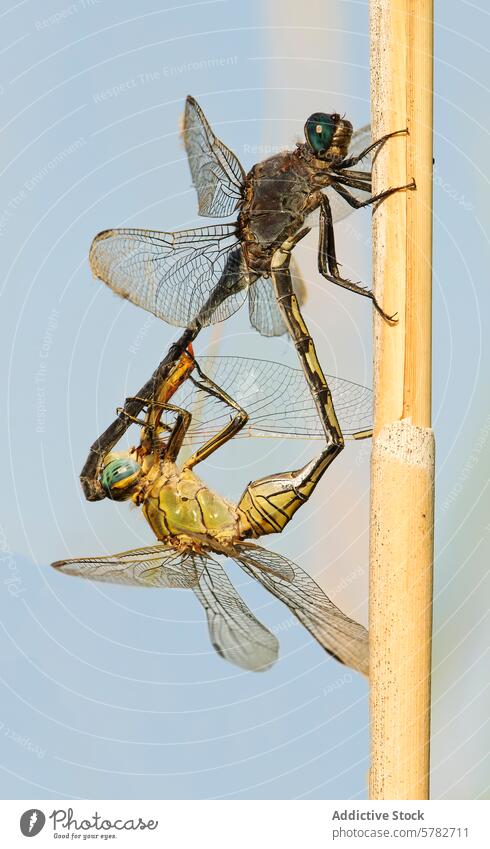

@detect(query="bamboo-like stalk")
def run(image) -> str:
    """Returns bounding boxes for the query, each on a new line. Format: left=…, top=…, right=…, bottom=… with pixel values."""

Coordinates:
left=369, top=1, right=435, bottom=799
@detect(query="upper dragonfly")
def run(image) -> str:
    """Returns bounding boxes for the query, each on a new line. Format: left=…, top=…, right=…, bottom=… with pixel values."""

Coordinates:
left=90, top=95, right=412, bottom=338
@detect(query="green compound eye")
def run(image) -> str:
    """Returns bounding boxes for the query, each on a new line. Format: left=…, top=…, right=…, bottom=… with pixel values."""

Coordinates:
left=304, top=112, right=338, bottom=155
left=101, top=457, right=141, bottom=499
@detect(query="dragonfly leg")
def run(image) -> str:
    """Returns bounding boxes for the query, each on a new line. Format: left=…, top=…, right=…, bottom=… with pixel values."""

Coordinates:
left=270, top=228, right=344, bottom=457
left=333, top=169, right=372, bottom=192
left=115, top=398, right=193, bottom=463
left=318, top=194, right=398, bottom=322
left=336, top=128, right=408, bottom=169
left=163, top=403, right=193, bottom=462
left=332, top=176, right=416, bottom=206
left=237, top=447, right=339, bottom=538
left=115, top=408, right=148, bottom=428
left=182, top=368, right=248, bottom=470
left=115, top=396, right=172, bottom=430
left=80, top=327, right=198, bottom=501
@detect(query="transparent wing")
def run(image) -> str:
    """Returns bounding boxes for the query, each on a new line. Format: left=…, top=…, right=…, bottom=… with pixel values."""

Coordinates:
left=248, top=276, right=286, bottom=338
left=232, top=543, right=369, bottom=676
left=166, top=356, right=372, bottom=442
left=247, top=257, right=307, bottom=338
left=182, top=95, right=245, bottom=218
left=53, top=544, right=278, bottom=670
left=89, top=226, right=253, bottom=328
left=348, top=125, right=372, bottom=160
left=52, top=544, right=203, bottom=588
left=192, top=559, right=279, bottom=671
left=328, top=124, right=372, bottom=223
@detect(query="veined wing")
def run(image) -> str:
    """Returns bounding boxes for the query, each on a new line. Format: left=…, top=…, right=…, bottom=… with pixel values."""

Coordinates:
left=192, top=559, right=279, bottom=671
left=248, top=257, right=307, bottom=338
left=232, top=542, right=369, bottom=676
left=89, top=225, right=252, bottom=328
left=348, top=124, right=371, bottom=160
left=248, top=276, right=287, bottom=338
left=52, top=544, right=203, bottom=588
left=329, top=124, right=372, bottom=223
left=53, top=544, right=278, bottom=671
left=183, top=95, right=245, bottom=218
left=166, top=356, right=372, bottom=441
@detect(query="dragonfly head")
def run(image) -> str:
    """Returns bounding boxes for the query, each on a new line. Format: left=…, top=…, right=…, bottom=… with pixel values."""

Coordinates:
left=304, top=112, right=353, bottom=161
left=100, top=452, right=142, bottom=501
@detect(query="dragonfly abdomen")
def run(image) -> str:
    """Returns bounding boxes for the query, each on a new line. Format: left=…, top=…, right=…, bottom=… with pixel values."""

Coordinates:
left=236, top=449, right=335, bottom=540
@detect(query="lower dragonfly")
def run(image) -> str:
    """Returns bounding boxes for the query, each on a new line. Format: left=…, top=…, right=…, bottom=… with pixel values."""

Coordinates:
left=55, top=347, right=369, bottom=674
left=88, top=95, right=413, bottom=445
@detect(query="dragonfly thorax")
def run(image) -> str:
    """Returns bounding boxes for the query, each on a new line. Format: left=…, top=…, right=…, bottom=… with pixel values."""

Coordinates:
left=141, top=464, right=240, bottom=548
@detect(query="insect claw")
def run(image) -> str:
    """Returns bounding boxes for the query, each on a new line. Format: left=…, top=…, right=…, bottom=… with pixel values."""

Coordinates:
left=389, top=127, right=409, bottom=137
left=373, top=296, right=398, bottom=324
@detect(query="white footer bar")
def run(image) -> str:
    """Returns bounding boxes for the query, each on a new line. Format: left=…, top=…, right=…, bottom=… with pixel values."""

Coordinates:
left=2, top=799, right=488, bottom=847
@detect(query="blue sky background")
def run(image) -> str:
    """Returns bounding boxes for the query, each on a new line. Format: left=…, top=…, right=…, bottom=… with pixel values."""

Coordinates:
left=0, top=0, right=488, bottom=799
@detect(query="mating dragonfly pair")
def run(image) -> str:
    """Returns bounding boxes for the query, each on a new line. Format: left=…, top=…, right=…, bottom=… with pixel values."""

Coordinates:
left=54, top=97, right=411, bottom=674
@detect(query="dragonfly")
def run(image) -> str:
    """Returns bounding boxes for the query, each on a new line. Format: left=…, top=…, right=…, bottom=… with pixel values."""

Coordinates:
left=88, top=96, right=412, bottom=474
left=57, top=347, right=369, bottom=674
left=90, top=95, right=411, bottom=335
